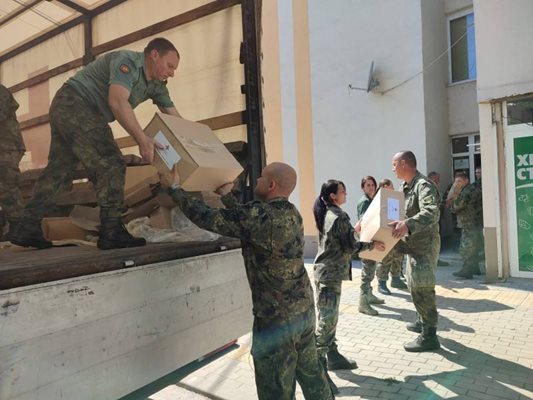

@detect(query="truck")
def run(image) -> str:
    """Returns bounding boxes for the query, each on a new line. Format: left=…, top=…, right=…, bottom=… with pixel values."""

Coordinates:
left=0, top=1, right=264, bottom=399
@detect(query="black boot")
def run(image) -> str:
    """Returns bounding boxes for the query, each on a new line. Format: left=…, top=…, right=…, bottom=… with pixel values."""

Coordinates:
left=378, top=280, right=391, bottom=295
left=453, top=265, right=473, bottom=279
left=406, top=320, right=422, bottom=333
left=9, top=218, right=52, bottom=249
left=327, top=348, right=358, bottom=370
left=404, top=327, right=440, bottom=352
left=97, top=217, right=146, bottom=250
left=391, top=276, right=408, bottom=289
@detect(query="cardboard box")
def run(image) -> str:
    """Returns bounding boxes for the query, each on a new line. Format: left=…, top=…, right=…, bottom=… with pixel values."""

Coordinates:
left=42, top=217, right=90, bottom=241
left=124, top=165, right=159, bottom=206
left=70, top=205, right=100, bottom=231
left=149, top=206, right=173, bottom=229
left=144, top=113, right=243, bottom=191
left=358, top=189, right=405, bottom=262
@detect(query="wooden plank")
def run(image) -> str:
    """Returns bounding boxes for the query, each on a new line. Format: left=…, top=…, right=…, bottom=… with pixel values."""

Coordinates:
left=0, top=0, right=42, bottom=28
left=0, top=238, right=240, bottom=290
left=19, top=114, right=50, bottom=130
left=91, top=0, right=241, bottom=57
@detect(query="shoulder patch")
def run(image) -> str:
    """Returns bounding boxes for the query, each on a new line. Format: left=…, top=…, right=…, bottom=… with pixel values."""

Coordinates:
left=119, top=64, right=130, bottom=74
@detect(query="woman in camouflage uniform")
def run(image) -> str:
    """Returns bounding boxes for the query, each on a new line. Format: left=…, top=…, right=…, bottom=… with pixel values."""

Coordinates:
left=355, top=176, right=386, bottom=315
left=313, top=179, right=383, bottom=372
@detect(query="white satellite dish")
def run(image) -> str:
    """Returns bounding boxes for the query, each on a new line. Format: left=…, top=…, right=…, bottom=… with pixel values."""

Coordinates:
left=366, top=61, right=380, bottom=92
left=348, top=61, right=380, bottom=93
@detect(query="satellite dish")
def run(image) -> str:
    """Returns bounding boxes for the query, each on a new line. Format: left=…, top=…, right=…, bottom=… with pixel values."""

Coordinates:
left=348, top=61, right=380, bottom=93
left=367, top=61, right=380, bottom=92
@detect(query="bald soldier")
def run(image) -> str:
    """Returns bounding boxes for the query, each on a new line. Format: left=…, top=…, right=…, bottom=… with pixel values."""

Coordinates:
left=389, top=151, right=441, bottom=352
left=161, top=162, right=334, bottom=400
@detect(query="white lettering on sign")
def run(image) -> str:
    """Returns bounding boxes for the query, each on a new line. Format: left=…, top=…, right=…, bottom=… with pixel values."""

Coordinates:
left=516, top=154, right=533, bottom=180
left=517, top=154, right=533, bottom=167
left=517, top=167, right=533, bottom=181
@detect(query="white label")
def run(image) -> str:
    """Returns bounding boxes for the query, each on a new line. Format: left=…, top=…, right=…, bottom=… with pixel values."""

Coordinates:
left=154, top=131, right=181, bottom=170
left=387, top=198, right=400, bottom=220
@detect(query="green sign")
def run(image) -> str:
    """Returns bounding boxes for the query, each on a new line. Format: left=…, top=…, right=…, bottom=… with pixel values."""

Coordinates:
left=514, top=135, right=533, bottom=272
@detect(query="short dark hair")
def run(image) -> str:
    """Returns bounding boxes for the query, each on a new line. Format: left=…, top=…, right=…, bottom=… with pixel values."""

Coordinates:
left=144, top=38, right=179, bottom=58
left=360, top=175, right=377, bottom=190
left=428, top=171, right=439, bottom=179
left=379, top=178, right=393, bottom=189
left=398, top=151, right=417, bottom=167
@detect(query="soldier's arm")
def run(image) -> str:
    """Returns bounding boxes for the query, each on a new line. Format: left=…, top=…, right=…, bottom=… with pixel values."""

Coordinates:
left=0, top=87, right=13, bottom=121
left=158, top=105, right=182, bottom=118
left=404, top=182, right=440, bottom=234
left=335, top=214, right=374, bottom=254
left=168, top=186, right=251, bottom=239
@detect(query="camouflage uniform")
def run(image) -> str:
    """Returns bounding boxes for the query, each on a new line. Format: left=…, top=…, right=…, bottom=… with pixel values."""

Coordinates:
left=452, top=183, right=483, bottom=272
left=168, top=187, right=334, bottom=400
left=376, top=246, right=403, bottom=280
left=397, top=171, right=440, bottom=328
left=356, top=194, right=377, bottom=294
left=22, top=50, right=174, bottom=221
left=0, top=84, right=25, bottom=227
left=314, top=206, right=372, bottom=358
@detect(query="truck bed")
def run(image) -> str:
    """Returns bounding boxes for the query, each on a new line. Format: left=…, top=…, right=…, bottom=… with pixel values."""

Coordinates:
left=0, top=238, right=241, bottom=290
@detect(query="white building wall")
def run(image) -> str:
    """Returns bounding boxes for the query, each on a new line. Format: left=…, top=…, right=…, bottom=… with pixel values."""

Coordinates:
left=306, top=0, right=427, bottom=220
left=474, top=0, right=533, bottom=101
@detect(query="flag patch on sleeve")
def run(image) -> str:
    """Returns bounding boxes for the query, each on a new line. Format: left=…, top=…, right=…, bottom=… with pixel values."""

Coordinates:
left=119, top=64, right=130, bottom=73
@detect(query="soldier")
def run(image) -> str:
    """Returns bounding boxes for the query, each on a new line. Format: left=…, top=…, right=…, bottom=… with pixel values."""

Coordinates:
left=162, top=162, right=334, bottom=400
left=375, top=179, right=408, bottom=294
left=11, top=38, right=182, bottom=250
left=355, top=175, right=385, bottom=315
left=312, top=179, right=383, bottom=377
left=450, top=172, right=483, bottom=279
left=428, top=171, right=450, bottom=266
left=0, top=84, right=26, bottom=240
left=389, top=151, right=441, bottom=352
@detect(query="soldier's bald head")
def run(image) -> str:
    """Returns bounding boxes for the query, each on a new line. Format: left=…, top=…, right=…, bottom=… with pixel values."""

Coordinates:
left=394, top=151, right=417, bottom=168
left=260, top=162, right=297, bottom=199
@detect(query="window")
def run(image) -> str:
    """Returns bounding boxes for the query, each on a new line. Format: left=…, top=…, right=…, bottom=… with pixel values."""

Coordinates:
left=507, top=96, right=533, bottom=126
left=449, top=12, right=476, bottom=83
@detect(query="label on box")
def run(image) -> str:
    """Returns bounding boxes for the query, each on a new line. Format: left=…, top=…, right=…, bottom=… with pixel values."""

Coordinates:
left=154, top=131, right=181, bottom=170
left=387, top=198, right=400, bottom=220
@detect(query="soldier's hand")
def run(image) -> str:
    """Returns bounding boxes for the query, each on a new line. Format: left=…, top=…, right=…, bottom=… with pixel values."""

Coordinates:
left=216, top=182, right=234, bottom=196
left=373, top=241, right=386, bottom=251
left=160, top=164, right=181, bottom=189
left=388, top=220, right=409, bottom=238
left=139, top=136, right=156, bottom=164
left=354, top=221, right=361, bottom=233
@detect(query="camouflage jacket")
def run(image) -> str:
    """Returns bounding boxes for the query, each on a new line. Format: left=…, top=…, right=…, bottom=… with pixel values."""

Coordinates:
left=452, top=183, right=483, bottom=228
left=314, top=205, right=372, bottom=283
left=401, top=171, right=440, bottom=252
left=0, top=84, right=25, bottom=151
left=169, top=187, right=314, bottom=320
left=356, top=193, right=373, bottom=219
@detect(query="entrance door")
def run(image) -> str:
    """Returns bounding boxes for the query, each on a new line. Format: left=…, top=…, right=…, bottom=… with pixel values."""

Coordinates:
left=504, top=98, right=533, bottom=278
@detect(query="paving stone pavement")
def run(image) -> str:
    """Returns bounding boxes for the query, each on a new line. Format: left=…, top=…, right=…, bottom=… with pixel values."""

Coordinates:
left=148, top=252, right=533, bottom=400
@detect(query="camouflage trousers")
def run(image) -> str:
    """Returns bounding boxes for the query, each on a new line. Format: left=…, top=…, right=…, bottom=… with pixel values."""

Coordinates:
left=460, top=226, right=483, bottom=268
left=251, top=308, right=334, bottom=400
left=315, top=281, right=342, bottom=357
left=404, top=231, right=440, bottom=328
left=24, top=84, right=125, bottom=221
left=376, top=247, right=403, bottom=280
left=360, top=259, right=376, bottom=293
left=0, top=148, right=24, bottom=222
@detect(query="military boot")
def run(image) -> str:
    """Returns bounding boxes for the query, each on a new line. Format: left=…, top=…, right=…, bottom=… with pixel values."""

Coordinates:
left=453, top=265, right=473, bottom=279
left=404, top=327, right=440, bottom=352
left=9, top=218, right=52, bottom=249
left=391, top=276, right=408, bottom=289
left=327, top=348, right=358, bottom=370
left=358, top=293, right=378, bottom=316
left=319, top=355, right=339, bottom=395
left=406, top=320, right=422, bottom=333
left=366, top=289, right=385, bottom=304
left=378, top=280, right=391, bottom=295
left=97, top=217, right=146, bottom=250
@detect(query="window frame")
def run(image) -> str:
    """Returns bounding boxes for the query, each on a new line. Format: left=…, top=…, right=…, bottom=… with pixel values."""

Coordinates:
left=447, top=8, right=477, bottom=85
